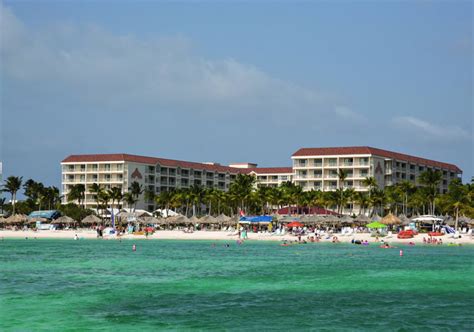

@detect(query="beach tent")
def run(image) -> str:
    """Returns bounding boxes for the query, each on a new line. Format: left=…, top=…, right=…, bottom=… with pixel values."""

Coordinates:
left=366, top=222, right=387, bottom=229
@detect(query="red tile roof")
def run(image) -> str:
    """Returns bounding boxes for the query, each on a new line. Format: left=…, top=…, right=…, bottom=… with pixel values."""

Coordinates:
left=62, top=154, right=248, bottom=174
left=247, top=167, right=293, bottom=174
left=292, top=146, right=461, bottom=172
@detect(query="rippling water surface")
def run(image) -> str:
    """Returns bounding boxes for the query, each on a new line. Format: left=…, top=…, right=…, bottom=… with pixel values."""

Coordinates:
left=1, top=239, right=473, bottom=331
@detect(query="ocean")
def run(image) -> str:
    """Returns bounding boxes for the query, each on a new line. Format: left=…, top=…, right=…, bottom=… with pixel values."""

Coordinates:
left=0, top=239, right=473, bottom=331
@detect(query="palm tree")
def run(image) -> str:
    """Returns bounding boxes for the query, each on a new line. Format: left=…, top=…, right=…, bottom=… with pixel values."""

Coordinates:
left=109, top=187, right=123, bottom=226
left=23, top=179, right=45, bottom=206
left=68, top=184, right=86, bottom=208
left=396, top=180, right=415, bottom=216
left=129, top=181, right=144, bottom=212
left=89, top=183, right=102, bottom=211
left=123, top=192, right=137, bottom=211
left=0, top=197, right=6, bottom=215
left=418, top=169, right=443, bottom=215
left=229, top=174, right=256, bottom=215
left=362, top=177, right=378, bottom=215
left=2, top=176, right=23, bottom=215
left=337, top=169, right=348, bottom=214
left=188, top=185, right=204, bottom=216
left=98, top=190, right=111, bottom=219
left=354, top=191, right=369, bottom=215
left=443, top=179, right=469, bottom=230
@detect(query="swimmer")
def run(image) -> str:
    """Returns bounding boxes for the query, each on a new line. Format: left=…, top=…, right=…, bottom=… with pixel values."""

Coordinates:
left=132, top=244, right=137, bottom=251
left=74, top=234, right=79, bottom=240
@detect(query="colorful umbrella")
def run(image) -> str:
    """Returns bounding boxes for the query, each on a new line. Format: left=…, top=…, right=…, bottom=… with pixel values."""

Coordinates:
left=287, top=221, right=303, bottom=228
left=366, top=222, right=387, bottom=229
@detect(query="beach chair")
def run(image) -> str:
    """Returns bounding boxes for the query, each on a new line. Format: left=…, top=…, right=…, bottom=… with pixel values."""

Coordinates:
left=385, top=231, right=393, bottom=239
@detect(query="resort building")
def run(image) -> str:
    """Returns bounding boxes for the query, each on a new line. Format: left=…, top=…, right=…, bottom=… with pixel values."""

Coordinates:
left=291, top=147, right=462, bottom=193
left=61, top=147, right=462, bottom=212
left=248, top=167, right=293, bottom=188
left=61, top=154, right=250, bottom=211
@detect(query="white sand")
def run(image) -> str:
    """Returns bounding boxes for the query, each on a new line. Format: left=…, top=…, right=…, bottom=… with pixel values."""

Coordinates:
left=1, top=229, right=472, bottom=244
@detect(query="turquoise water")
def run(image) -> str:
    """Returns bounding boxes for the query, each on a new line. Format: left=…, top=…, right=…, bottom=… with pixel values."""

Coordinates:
left=0, top=239, right=473, bottom=331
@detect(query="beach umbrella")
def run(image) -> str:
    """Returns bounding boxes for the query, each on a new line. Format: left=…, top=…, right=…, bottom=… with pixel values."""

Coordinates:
left=371, top=214, right=381, bottom=222
left=380, top=213, right=402, bottom=226
left=81, top=215, right=102, bottom=225
left=140, top=216, right=161, bottom=225
left=339, top=215, right=355, bottom=224
left=29, top=217, right=48, bottom=224
left=188, top=216, right=200, bottom=225
left=366, top=222, right=387, bottom=229
left=199, top=215, right=217, bottom=224
left=53, top=216, right=76, bottom=224
left=398, top=214, right=410, bottom=226
left=5, top=214, right=28, bottom=224
left=287, top=221, right=303, bottom=228
left=354, top=214, right=371, bottom=224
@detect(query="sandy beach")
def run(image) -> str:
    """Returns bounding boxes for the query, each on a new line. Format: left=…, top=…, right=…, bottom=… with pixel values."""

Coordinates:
left=1, top=229, right=472, bottom=244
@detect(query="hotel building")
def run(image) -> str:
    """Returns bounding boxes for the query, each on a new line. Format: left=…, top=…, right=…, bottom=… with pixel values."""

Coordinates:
left=61, top=154, right=256, bottom=211
left=61, top=147, right=461, bottom=212
left=292, top=147, right=462, bottom=193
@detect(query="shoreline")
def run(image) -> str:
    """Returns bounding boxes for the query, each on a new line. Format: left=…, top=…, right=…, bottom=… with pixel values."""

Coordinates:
left=1, top=230, right=472, bottom=244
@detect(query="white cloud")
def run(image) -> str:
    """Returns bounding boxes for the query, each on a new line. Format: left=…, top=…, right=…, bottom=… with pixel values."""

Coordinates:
left=0, top=3, right=352, bottom=120
left=393, top=116, right=471, bottom=141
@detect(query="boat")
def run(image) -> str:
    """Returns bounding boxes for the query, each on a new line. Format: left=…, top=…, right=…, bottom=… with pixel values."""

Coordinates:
left=428, top=232, right=444, bottom=237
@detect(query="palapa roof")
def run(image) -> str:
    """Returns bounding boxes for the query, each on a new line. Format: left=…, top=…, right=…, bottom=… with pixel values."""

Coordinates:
left=81, top=215, right=102, bottom=224
left=188, top=216, right=200, bottom=224
left=380, top=213, right=402, bottom=225
left=339, top=215, right=355, bottom=224
left=53, top=216, right=76, bottom=224
left=354, top=214, right=371, bottom=223
left=371, top=214, right=382, bottom=222
left=215, top=214, right=231, bottom=223
left=5, top=214, right=28, bottom=223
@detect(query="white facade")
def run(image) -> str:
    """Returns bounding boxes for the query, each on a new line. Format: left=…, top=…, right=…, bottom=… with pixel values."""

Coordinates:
left=292, top=152, right=461, bottom=193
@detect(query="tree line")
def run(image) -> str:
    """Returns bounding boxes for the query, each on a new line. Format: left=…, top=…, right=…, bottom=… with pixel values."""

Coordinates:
left=1, top=170, right=473, bottom=220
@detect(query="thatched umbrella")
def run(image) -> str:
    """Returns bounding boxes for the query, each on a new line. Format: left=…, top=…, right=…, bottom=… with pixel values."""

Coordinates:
left=198, top=215, right=217, bottom=224
left=371, top=214, right=382, bottom=222
left=215, top=214, right=230, bottom=223
left=354, top=214, right=371, bottom=224
left=380, top=213, right=402, bottom=226
left=188, top=216, right=200, bottom=225
left=140, top=216, right=161, bottom=224
left=398, top=214, right=410, bottom=226
left=168, top=215, right=189, bottom=225
left=5, top=214, right=28, bottom=224
left=81, top=215, right=102, bottom=225
left=458, top=216, right=472, bottom=225
left=339, top=215, right=355, bottom=224
left=53, top=216, right=76, bottom=224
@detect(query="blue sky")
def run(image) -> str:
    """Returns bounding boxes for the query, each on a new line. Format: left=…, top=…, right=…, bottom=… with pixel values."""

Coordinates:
left=1, top=0, right=472, bottom=188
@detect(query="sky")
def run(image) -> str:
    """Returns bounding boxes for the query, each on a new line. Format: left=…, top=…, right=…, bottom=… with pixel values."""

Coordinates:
left=1, top=0, right=473, bottom=190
